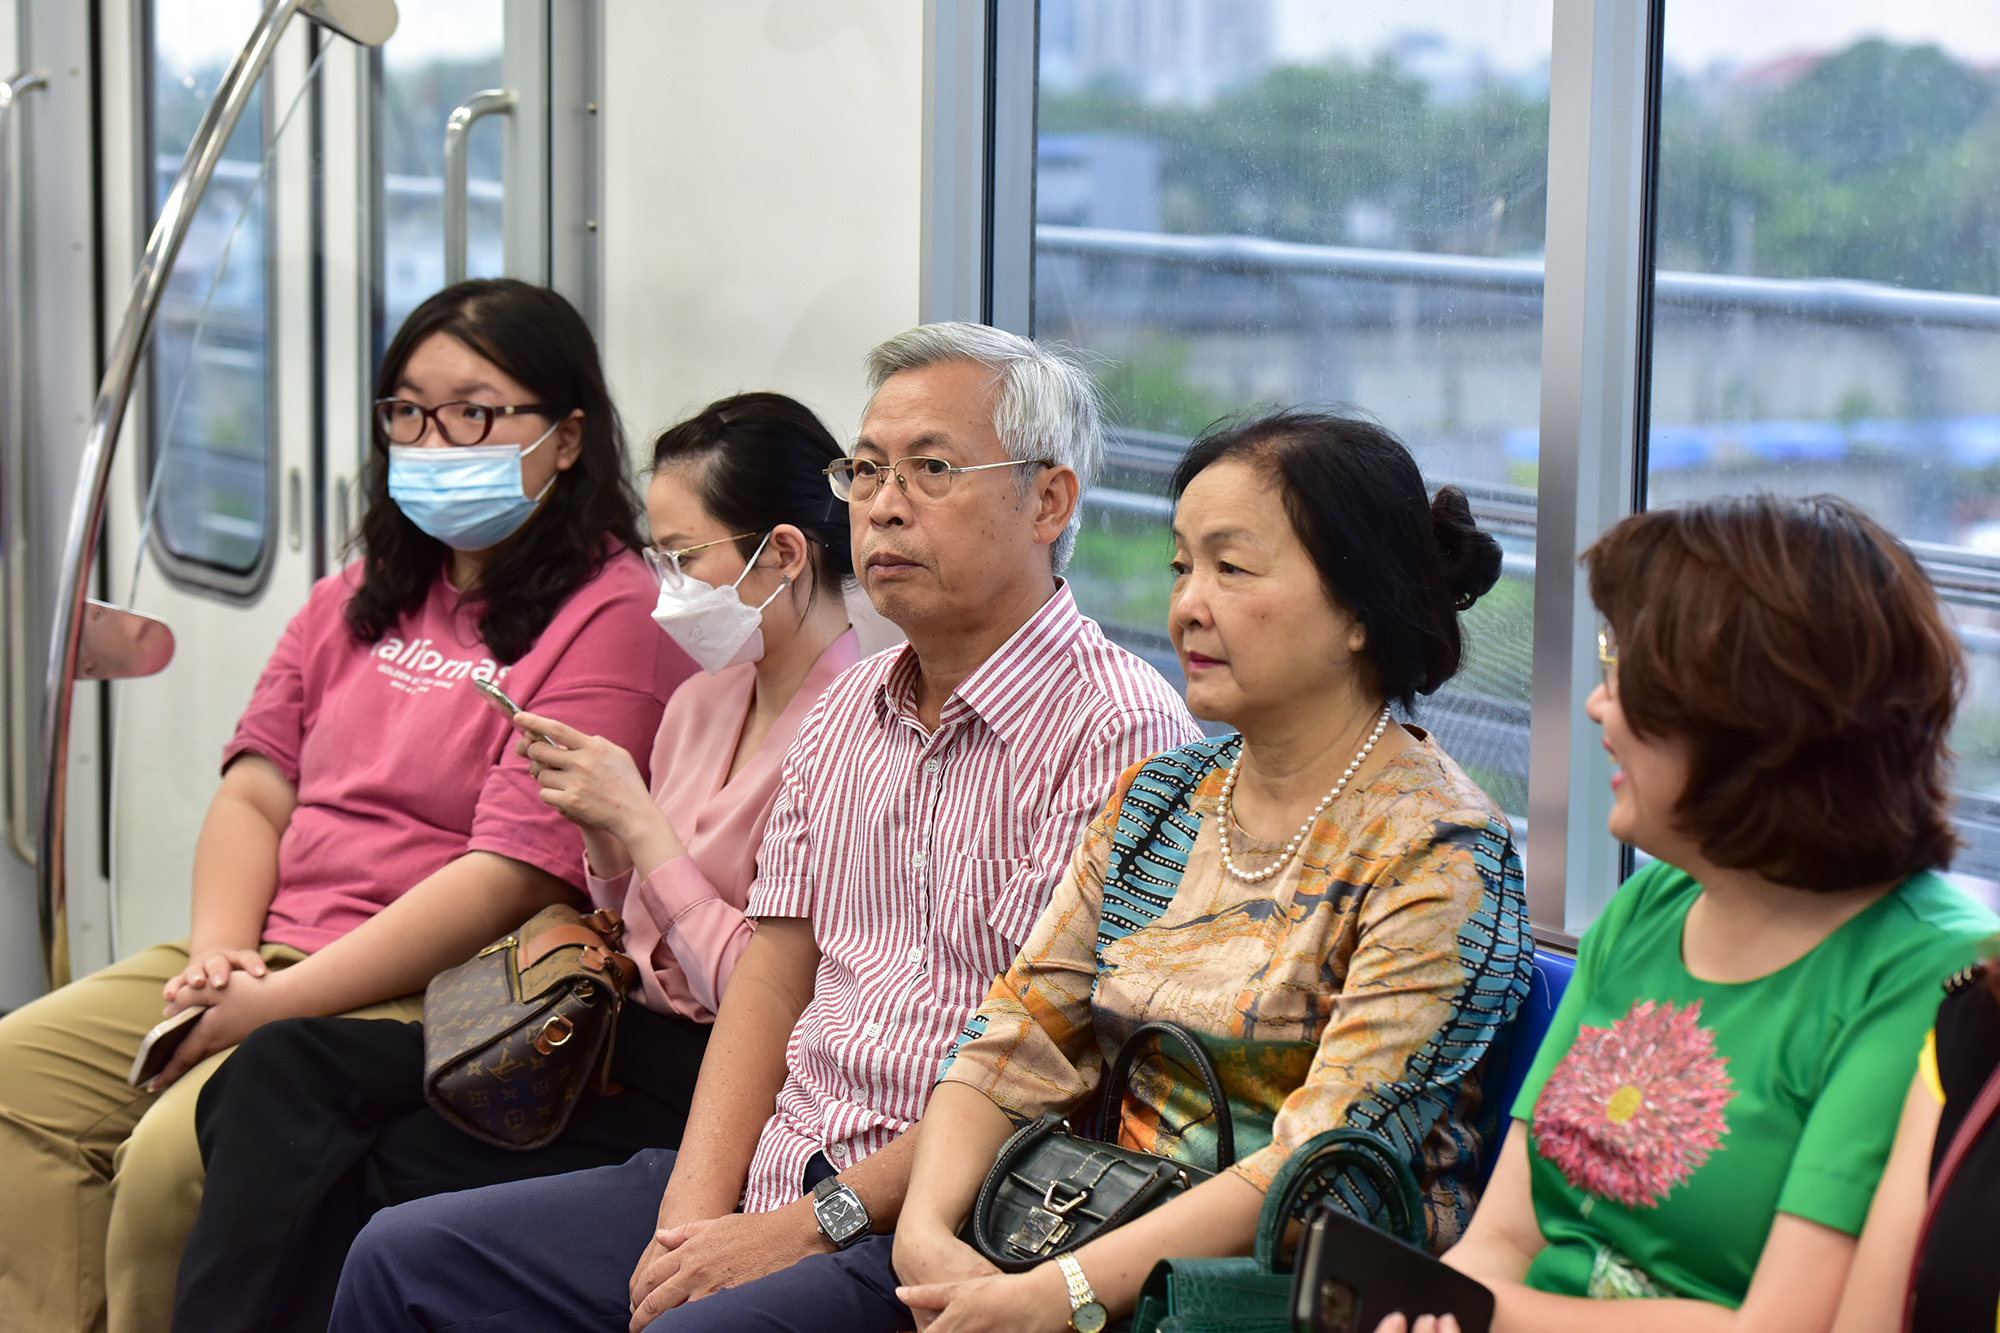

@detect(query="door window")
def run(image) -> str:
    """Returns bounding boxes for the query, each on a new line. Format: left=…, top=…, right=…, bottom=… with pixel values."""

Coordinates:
left=375, top=0, right=505, bottom=341
left=145, top=0, right=272, bottom=580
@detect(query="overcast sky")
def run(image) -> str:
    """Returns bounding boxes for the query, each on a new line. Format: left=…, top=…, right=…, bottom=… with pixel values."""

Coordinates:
left=1276, top=0, right=2000, bottom=74
left=157, top=0, right=502, bottom=74
left=159, top=1, right=2000, bottom=89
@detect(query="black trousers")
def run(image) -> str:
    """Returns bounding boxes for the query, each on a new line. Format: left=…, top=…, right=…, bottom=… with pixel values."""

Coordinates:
left=173, top=1003, right=709, bottom=1333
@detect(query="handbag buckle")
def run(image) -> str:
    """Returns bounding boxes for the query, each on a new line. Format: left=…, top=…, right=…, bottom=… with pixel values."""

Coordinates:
left=1042, top=1180, right=1089, bottom=1215
left=1008, top=1206, right=1073, bottom=1257
left=534, top=1015, right=575, bottom=1055
left=1007, top=1180, right=1087, bottom=1258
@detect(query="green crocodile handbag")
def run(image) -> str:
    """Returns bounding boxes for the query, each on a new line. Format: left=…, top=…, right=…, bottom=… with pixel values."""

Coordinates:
left=1128, top=1126, right=1427, bottom=1333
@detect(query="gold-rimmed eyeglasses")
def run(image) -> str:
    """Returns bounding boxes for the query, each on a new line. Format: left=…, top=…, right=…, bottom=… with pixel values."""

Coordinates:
left=823, top=455, right=1054, bottom=503
left=643, top=532, right=760, bottom=588
left=1597, top=626, right=1619, bottom=691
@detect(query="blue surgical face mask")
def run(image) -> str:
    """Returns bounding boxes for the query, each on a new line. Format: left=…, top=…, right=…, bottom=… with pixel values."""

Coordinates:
left=388, top=420, right=561, bottom=551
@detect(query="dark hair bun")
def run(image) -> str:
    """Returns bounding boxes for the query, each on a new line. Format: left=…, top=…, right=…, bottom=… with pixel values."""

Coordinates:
left=1431, top=485, right=1502, bottom=611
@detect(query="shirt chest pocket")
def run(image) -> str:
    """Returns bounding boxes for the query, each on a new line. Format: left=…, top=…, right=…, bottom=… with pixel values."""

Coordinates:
left=933, top=856, right=1050, bottom=983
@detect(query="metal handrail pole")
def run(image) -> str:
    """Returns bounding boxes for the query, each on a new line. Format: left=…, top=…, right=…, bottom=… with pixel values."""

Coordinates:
left=35, top=0, right=304, bottom=988
left=1035, top=224, right=2000, bottom=333
left=442, top=89, right=515, bottom=285
left=0, top=70, right=47, bottom=866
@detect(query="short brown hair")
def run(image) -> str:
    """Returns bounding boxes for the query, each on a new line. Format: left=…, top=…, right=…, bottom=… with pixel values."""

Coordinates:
left=1584, top=494, right=1962, bottom=890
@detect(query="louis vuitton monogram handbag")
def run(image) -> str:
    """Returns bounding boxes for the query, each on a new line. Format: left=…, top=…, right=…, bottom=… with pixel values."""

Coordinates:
left=421, top=904, right=639, bottom=1150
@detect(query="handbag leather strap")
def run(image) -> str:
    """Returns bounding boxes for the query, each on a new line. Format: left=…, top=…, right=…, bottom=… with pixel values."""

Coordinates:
left=1099, top=1020, right=1237, bottom=1170
left=519, top=918, right=639, bottom=993
left=1901, top=1047, right=2000, bottom=1332
left=1256, top=1126, right=1427, bottom=1268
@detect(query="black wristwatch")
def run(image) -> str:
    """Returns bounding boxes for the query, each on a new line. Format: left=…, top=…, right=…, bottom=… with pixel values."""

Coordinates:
left=811, top=1175, right=871, bottom=1249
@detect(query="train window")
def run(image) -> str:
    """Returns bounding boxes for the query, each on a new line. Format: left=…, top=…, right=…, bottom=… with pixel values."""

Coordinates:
left=1642, top=2, right=2000, bottom=904
left=1036, top=0, right=1551, bottom=829
left=375, top=1, right=505, bottom=339
left=144, top=0, right=273, bottom=579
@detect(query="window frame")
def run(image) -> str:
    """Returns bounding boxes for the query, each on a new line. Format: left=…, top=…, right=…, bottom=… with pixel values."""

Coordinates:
left=136, top=0, right=283, bottom=602
left=950, top=0, right=1671, bottom=942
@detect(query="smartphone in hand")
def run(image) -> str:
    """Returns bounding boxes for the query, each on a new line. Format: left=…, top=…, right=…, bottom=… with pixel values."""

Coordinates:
left=471, top=677, right=555, bottom=747
left=1291, top=1205, right=1494, bottom=1333
left=127, top=1006, right=205, bottom=1088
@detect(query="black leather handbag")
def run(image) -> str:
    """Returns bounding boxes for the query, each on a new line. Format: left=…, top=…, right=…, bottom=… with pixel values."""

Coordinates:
left=965, top=1021, right=1234, bottom=1272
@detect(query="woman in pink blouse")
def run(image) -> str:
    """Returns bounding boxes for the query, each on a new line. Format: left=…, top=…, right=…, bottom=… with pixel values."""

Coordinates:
left=173, top=392, right=860, bottom=1333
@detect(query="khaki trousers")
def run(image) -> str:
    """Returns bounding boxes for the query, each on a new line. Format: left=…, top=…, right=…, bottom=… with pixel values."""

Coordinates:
left=0, top=939, right=424, bottom=1333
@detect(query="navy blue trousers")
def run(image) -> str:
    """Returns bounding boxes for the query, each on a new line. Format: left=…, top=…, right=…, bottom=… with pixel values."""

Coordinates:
left=328, top=1149, right=913, bottom=1333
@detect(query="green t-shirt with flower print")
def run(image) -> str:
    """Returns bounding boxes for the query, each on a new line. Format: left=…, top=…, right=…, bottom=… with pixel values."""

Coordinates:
left=1510, top=860, right=1995, bottom=1308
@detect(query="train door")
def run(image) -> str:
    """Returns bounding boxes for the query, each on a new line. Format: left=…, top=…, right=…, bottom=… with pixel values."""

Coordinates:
left=0, top=0, right=120, bottom=1005
left=0, top=0, right=575, bottom=998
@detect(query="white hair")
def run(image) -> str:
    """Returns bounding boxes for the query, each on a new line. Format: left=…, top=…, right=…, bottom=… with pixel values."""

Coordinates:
left=863, top=322, right=1103, bottom=572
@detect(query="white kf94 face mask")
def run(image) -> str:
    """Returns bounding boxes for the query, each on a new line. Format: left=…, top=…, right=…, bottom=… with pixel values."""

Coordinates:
left=650, top=529, right=789, bottom=674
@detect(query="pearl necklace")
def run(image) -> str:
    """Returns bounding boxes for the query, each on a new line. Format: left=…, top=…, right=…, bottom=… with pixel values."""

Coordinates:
left=1219, top=707, right=1392, bottom=883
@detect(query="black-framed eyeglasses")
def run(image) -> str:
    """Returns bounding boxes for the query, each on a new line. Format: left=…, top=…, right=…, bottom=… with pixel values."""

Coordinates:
left=374, top=398, right=559, bottom=447
left=823, top=455, right=1054, bottom=503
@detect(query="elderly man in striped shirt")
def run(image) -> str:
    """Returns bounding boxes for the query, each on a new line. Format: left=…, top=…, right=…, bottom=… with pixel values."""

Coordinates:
left=329, top=322, right=1199, bottom=1333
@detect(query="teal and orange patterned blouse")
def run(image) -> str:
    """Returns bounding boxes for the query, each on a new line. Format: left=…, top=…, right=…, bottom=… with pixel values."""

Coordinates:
left=937, top=730, right=1532, bottom=1249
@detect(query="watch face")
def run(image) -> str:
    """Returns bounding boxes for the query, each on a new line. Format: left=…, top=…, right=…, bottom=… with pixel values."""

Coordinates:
left=1070, top=1301, right=1108, bottom=1333
left=815, top=1187, right=869, bottom=1243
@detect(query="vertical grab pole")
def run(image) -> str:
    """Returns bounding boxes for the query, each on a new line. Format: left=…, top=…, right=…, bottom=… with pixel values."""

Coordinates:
left=0, top=69, right=48, bottom=868
left=36, top=0, right=401, bottom=987
left=38, top=0, right=305, bottom=988
left=443, top=89, right=515, bottom=285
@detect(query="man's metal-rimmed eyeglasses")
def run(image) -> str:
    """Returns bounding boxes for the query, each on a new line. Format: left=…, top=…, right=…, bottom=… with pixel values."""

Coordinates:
left=822, top=455, right=1054, bottom=503
left=374, top=398, right=558, bottom=447
left=642, top=532, right=761, bottom=588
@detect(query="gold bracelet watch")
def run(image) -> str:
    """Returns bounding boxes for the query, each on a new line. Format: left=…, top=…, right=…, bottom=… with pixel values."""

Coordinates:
left=1055, top=1252, right=1107, bottom=1333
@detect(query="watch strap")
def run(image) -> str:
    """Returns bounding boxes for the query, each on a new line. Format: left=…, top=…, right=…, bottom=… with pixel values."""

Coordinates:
left=1056, top=1252, right=1095, bottom=1312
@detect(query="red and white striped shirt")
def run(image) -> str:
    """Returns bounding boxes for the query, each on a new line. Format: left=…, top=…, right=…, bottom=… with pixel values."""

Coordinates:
left=739, top=584, right=1198, bottom=1212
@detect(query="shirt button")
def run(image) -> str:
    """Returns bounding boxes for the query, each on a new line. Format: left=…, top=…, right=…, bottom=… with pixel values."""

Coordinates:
left=912, top=850, right=928, bottom=868
left=830, top=1142, right=847, bottom=1162
left=864, top=1020, right=882, bottom=1039
left=907, top=945, right=922, bottom=965
left=923, top=758, right=941, bottom=776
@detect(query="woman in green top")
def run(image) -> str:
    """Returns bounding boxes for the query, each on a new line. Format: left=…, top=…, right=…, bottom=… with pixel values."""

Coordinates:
left=1383, top=494, right=1997, bottom=1333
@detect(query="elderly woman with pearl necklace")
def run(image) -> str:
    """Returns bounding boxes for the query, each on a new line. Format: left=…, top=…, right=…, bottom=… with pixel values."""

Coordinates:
left=890, top=408, right=1533, bottom=1333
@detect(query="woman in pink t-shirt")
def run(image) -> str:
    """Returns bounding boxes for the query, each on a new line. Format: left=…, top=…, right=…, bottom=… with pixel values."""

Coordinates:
left=172, top=392, right=861, bottom=1333
left=0, top=280, right=693, bottom=1333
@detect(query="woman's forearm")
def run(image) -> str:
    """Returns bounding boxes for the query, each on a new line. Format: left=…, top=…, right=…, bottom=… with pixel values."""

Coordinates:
left=1069, top=1170, right=1264, bottom=1314
left=900, top=1082, right=1017, bottom=1237
left=616, top=799, right=688, bottom=885
left=581, top=824, right=633, bottom=880
left=188, top=755, right=297, bottom=953
left=263, top=849, right=573, bottom=1016
left=1476, top=1207, right=1853, bottom=1333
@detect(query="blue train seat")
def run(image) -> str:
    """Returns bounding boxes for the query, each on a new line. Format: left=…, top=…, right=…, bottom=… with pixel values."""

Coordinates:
left=1475, top=948, right=1576, bottom=1191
